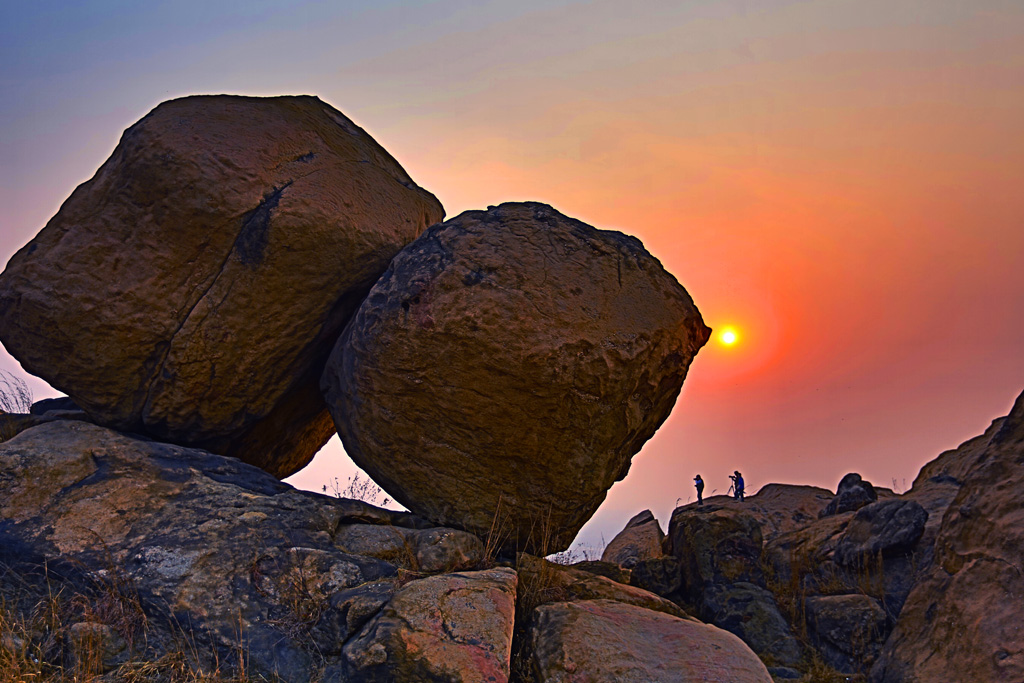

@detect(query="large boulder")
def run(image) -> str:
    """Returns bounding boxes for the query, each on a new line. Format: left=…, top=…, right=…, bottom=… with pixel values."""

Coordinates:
left=833, top=499, right=928, bottom=567
left=0, top=95, right=444, bottom=478
left=601, top=509, right=665, bottom=568
left=323, top=202, right=709, bottom=552
left=529, top=599, right=773, bottom=682
left=806, top=594, right=887, bottom=673
left=872, top=389, right=1024, bottom=683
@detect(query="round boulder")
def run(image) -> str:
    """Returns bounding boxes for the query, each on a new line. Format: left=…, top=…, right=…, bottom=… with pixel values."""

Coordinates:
left=0, top=95, right=444, bottom=477
left=322, top=202, right=709, bottom=553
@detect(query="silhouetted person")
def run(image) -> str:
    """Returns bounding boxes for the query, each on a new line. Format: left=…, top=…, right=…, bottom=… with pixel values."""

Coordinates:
left=694, top=474, right=704, bottom=506
left=730, top=470, right=745, bottom=501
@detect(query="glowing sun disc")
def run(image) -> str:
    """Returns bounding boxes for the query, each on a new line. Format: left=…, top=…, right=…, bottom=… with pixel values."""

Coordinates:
left=720, top=328, right=738, bottom=345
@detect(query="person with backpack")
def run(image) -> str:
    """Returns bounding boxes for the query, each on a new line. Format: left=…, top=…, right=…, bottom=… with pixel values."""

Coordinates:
left=694, top=474, right=705, bottom=506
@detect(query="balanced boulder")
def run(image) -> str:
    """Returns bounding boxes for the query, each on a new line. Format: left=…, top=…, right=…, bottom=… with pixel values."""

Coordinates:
left=0, top=95, right=444, bottom=477
left=322, top=202, right=710, bottom=552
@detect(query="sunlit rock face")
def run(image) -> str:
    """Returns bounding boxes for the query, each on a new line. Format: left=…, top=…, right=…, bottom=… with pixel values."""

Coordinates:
left=0, top=94, right=444, bottom=477
left=323, top=202, right=710, bottom=554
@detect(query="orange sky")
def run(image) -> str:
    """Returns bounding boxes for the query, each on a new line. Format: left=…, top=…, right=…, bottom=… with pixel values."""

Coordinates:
left=3, top=0, right=1022, bottom=550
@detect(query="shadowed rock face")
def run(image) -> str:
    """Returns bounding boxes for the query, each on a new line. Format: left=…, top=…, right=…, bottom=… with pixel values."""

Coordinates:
left=0, top=94, right=444, bottom=478
left=872, top=389, right=1024, bottom=683
left=323, top=202, right=710, bottom=553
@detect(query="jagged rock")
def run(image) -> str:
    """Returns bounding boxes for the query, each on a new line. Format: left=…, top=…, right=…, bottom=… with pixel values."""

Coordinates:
left=671, top=485, right=836, bottom=543
left=833, top=499, right=928, bottom=567
left=820, top=473, right=878, bottom=518
left=323, top=201, right=709, bottom=552
left=0, top=95, right=444, bottom=478
left=872, top=390, right=1024, bottom=683
left=529, top=599, right=772, bottom=682
left=341, top=568, right=517, bottom=683
left=601, top=509, right=665, bottom=568
left=806, top=594, right=886, bottom=673
left=0, top=420, right=495, bottom=680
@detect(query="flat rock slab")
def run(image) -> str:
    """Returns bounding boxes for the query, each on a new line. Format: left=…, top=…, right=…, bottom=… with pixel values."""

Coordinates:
left=529, top=599, right=772, bottom=683
left=0, top=94, right=444, bottom=478
left=323, top=202, right=709, bottom=552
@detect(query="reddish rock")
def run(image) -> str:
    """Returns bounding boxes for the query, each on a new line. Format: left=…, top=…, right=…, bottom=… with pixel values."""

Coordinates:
left=529, top=599, right=772, bottom=682
left=342, top=568, right=517, bottom=683
left=0, top=95, right=443, bottom=477
left=323, top=202, right=709, bottom=552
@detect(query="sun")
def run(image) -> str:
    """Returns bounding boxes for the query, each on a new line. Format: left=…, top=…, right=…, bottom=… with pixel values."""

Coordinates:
left=719, top=327, right=739, bottom=346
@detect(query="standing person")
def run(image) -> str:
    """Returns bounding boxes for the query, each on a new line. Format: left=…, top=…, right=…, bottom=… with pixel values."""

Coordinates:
left=694, top=474, right=704, bottom=506
left=731, top=471, right=745, bottom=501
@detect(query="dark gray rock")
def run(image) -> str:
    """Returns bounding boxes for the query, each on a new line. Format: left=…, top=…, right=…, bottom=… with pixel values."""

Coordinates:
left=629, top=556, right=683, bottom=600
left=820, top=473, right=878, bottom=518
left=834, top=499, right=928, bottom=567
left=702, top=582, right=804, bottom=668
left=806, top=594, right=887, bottom=673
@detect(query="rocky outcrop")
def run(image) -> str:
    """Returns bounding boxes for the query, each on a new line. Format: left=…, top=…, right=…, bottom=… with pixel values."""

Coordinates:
left=323, top=202, right=709, bottom=553
left=820, top=473, right=879, bottom=517
left=0, top=420, right=499, bottom=680
left=666, top=505, right=804, bottom=667
left=0, top=95, right=444, bottom=478
left=529, top=599, right=773, bottom=682
left=871, top=389, right=1024, bottom=683
left=601, top=509, right=665, bottom=568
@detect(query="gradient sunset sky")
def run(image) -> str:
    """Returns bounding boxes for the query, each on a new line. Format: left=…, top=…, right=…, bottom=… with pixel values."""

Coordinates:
left=3, top=0, right=1022, bottom=549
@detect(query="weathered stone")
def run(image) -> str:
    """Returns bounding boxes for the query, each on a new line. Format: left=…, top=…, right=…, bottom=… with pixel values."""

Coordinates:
left=872, top=389, right=1024, bottom=683
left=820, top=473, right=878, bottom=518
left=564, top=560, right=630, bottom=584
left=628, top=556, right=683, bottom=599
left=601, top=509, right=665, bottom=568
left=805, top=594, right=886, bottom=673
left=0, top=421, right=475, bottom=680
left=666, top=506, right=765, bottom=606
left=0, top=94, right=444, bottom=478
left=323, top=202, right=709, bottom=552
left=833, top=499, right=928, bottom=567
left=530, top=599, right=772, bottom=682
left=342, top=568, right=517, bottom=683
left=333, top=523, right=484, bottom=573
left=702, top=582, right=804, bottom=668
left=517, top=554, right=687, bottom=619
left=65, top=621, right=129, bottom=675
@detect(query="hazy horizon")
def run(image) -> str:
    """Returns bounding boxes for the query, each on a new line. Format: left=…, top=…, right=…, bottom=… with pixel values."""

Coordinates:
left=3, top=0, right=1022, bottom=549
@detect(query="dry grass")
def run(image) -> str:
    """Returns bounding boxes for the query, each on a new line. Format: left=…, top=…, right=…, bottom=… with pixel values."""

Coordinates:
left=0, top=561, right=266, bottom=683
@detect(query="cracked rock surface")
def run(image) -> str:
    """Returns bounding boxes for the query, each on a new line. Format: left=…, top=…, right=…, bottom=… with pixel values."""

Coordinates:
left=0, top=94, right=444, bottom=477
left=323, top=202, right=710, bottom=553
left=0, top=420, right=504, bottom=680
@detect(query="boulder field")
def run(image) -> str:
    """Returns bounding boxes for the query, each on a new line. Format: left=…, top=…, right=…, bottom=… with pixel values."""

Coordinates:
left=0, top=419, right=771, bottom=682
left=594, top=388, right=1024, bottom=682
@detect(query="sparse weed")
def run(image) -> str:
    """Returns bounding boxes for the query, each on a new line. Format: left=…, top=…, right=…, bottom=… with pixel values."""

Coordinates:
left=322, top=472, right=391, bottom=508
